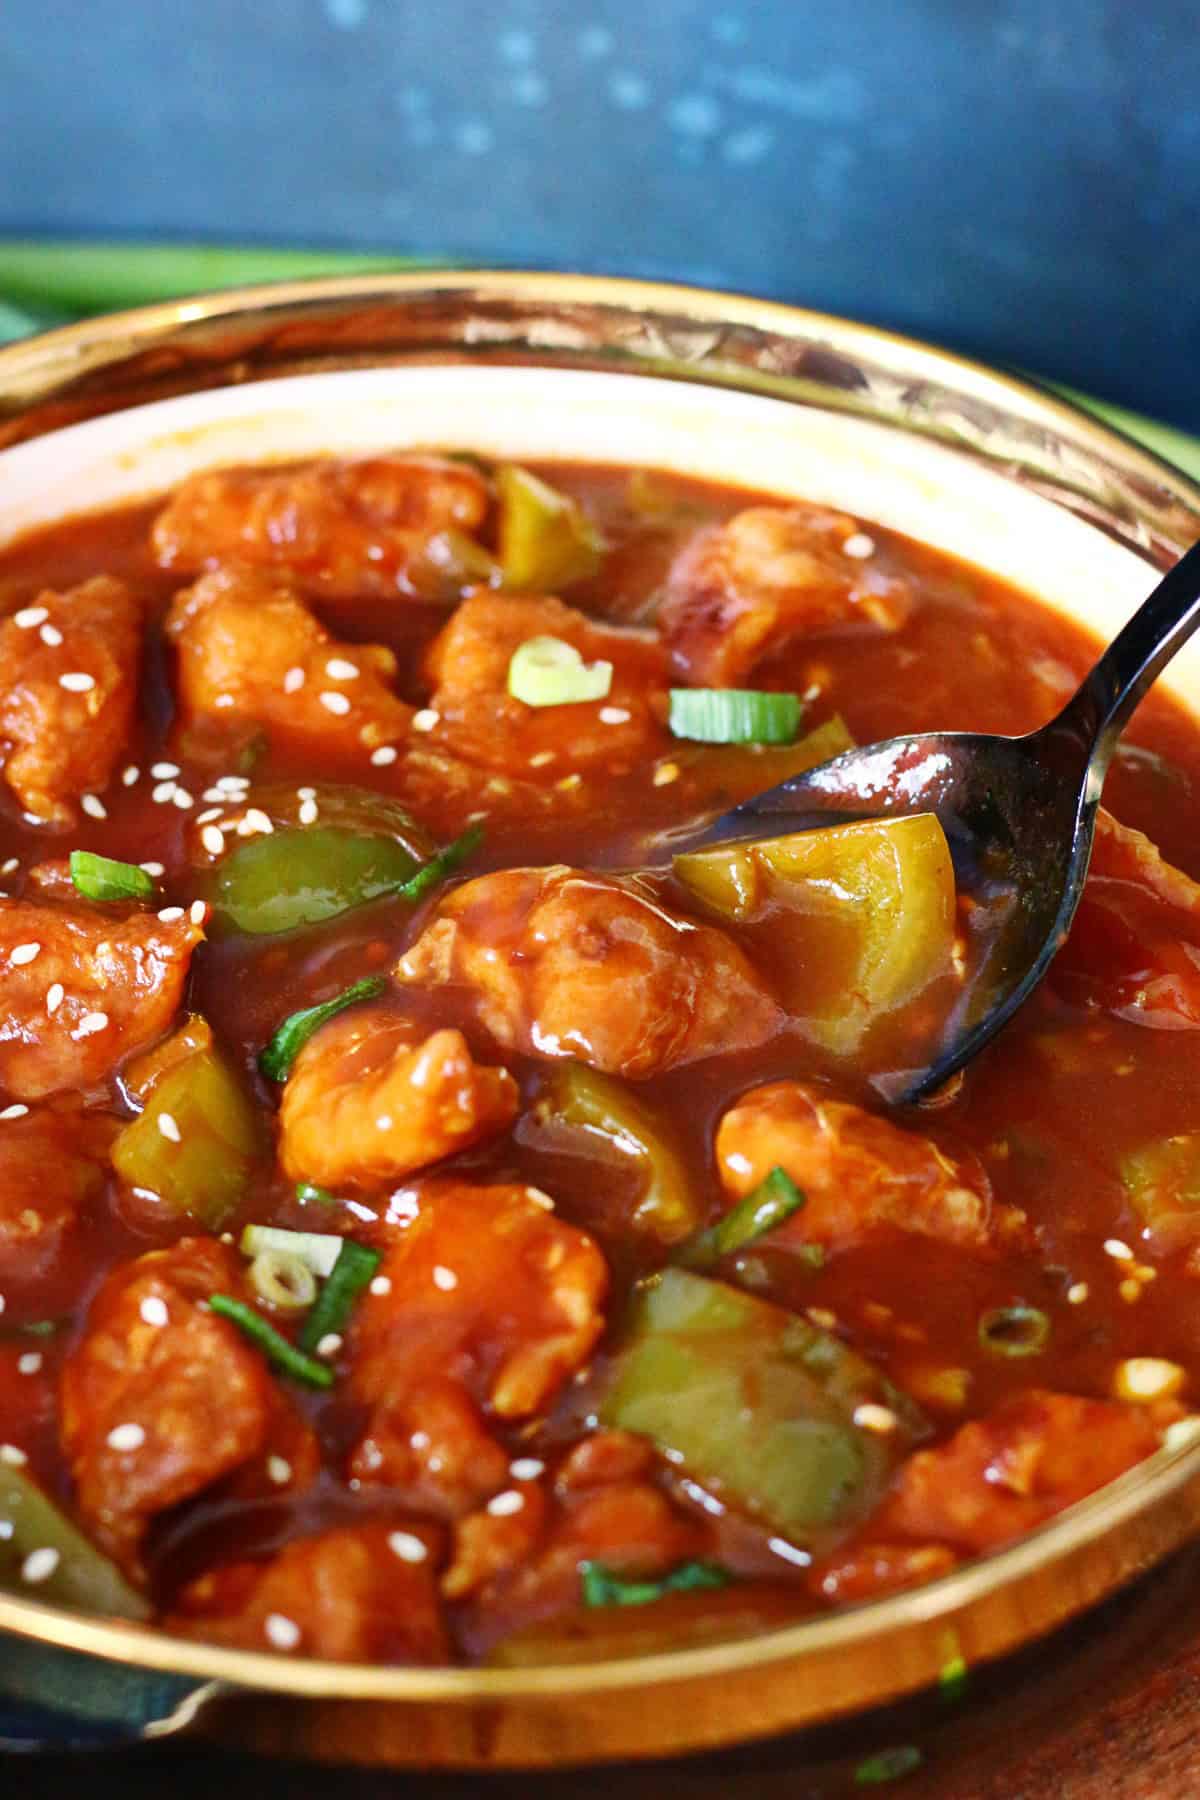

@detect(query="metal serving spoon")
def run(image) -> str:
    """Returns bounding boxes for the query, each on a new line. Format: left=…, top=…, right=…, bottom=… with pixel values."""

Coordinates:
left=702, top=538, right=1200, bottom=1104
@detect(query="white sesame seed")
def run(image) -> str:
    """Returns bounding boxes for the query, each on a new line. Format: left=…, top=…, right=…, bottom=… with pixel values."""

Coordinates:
left=140, top=862, right=165, bottom=878
left=486, top=1489, right=525, bottom=1517
left=17, top=1353, right=41, bottom=1376
left=524, top=1187, right=555, bottom=1211
left=283, top=666, right=306, bottom=694
left=1067, top=1281, right=1089, bottom=1305
left=80, top=793, right=107, bottom=820
left=189, top=900, right=207, bottom=926
left=239, top=809, right=273, bottom=836
left=216, top=775, right=249, bottom=794
left=1, top=858, right=17, bottom=875
left=1114, top=1358, right=1186, bottom=1402
left=0, top=1444, right=26, bottom=1466
left=201, top=789, right=227, bottom=805
left=432, top=1265, right=458, bottom=1292
left=9, top=943, right=39, bottom=966
left=157, top=1112, right=181, bottom=1143
left=316, top=1333, right=342, bottom=1359
left=71, top=1011, right=109, bottom=1039
left=267, top=1455, right=292, bottom=1486
left=842, top=532, right=877, bottom=559
left=200, top=825, right=226, bottom=856
left=213, top=693, right=234, bottom=709
left=21, top=1547, right=60, bottom=1584
left=1104, top=1238, right=1134, bottom=1262
left=196, top=807, right=222, bottom=825
left=325, top=657, right=360, bottom=681
left=298, top=800, right=318, bottom=826
left=0, top=1522, right=10, bottom=1540
left=58, top=671, right=92, bottom=692
left=157, top=906, right=184, bottom=923
left=370, top=745, right=398, bottom=767
left=853, top=1403, right=899, bottom=1434
left=510, top=1458, right=544, bottom=1481
left=264, top=1613, right=301, bottom=1651
left=106, top=1422, right=146, bottom=1452
left=39, top=623, right=63, bottom=648
left=0, top=1105, right=28, bottom=1121
left=412, top=708, right=439, bottom=732
left=375, top=1114, right=393, bottom=1131
left=369, top=1275, right=392, bottom=1296
left=150, top=762, right=180, bottom=779
left=13, top=606, right=47, bottom=629
left=555, top=772, right=583, bottom=792
left=529, top=750, right=555, bottom=768
left=122, top=765, right=140, bottom=787
left=140, top=1296, right=169, bottom=1327
left=151, top=780, right=177, bottom=804
left=0, top=1295, right=5, bottom=1314
left=598, top=706, right=631, bottom=725
left=387, top=1530, right=428, bottom=1564
left=319, top=690, right=351, bottom=716
left=172, top=788, right=193, bottom=810
left=652, top=761, right=680, bottom=787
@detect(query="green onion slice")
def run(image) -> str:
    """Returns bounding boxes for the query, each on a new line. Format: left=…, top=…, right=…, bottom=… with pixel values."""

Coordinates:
left=259, top=975, right=387, bottom=1083
left=240, top=1224, right=345, bottom=1278
left=247, top=1249, right=316, bottom=1313
left=298, top=1239, right=382, bottom=1353
left=978, top=1303, right=1051, bottom=1359
left=207, top=1294, right=334, bottom=1388
left=69, top=850, right=155, bottom=903
left=668, top=688, right=802, bottom=745
left=395, top=822, right=485, bottom=906
left=677, top=1166, right=806, bottom=1270
left=854, top=1746, right=924, bottom=1787
left=580, top=1559, right=730, bottom=1609
left=296, top=1181, right=340, bottom=1207
left=507, top=635, right=613, bottom=707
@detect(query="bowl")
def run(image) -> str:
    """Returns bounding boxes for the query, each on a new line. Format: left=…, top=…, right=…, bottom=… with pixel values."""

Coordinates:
left=1, top=271, right=1199, bottom=1768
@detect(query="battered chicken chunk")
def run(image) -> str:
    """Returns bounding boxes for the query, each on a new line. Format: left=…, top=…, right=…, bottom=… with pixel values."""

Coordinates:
left=423, top=590, right=669, bottom=778
left=661, top=504, right=912, bottom=686
left=347, top=1182, right=607, bottom=1515
left=0, top=577, right=141, bottom=826
left=876, top=1390, right=1160, bottom=1553
left=152, top=454, right=490, bottom=601
left=396, top=867, right=781, bottom=1079
left=0, top=892, right=202, bottom=1100
left=165, top=565, right=412, bottom=757
left=60, top=1238, right=316, bottom=1576
left=715, top=1080, right=1031, bottom=1256
left=279, top=1004, right=518, bottom=1191
left=169, top=1522, right=449, bottom=1663
left=0, top=1101, right=113, bottom=1286
left=1056, top=808, right=1200, bottom=1026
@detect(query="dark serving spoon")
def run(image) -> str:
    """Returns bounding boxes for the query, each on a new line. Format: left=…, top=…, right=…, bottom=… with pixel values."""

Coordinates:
left=701, top=538, right=1200, bottom=1104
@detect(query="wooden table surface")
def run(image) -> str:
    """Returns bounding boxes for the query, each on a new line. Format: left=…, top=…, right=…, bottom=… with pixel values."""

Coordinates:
left=13, top=1538, right=1200, bottom=1799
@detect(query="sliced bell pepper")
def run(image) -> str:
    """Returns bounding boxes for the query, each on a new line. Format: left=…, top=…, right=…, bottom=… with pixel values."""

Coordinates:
left=496, top=465, right=603, bottom=592
left=601, top=1267, right=923, bottom=1550
left=0, top=1460, right=148, bottom=1619
left=673, top=812, right=955, bottom=1056
left=112, top=1031, right=262, bottom=1227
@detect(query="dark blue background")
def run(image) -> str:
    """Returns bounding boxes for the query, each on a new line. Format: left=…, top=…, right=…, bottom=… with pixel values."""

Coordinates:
left=3, top=0, right=1197, bottom=425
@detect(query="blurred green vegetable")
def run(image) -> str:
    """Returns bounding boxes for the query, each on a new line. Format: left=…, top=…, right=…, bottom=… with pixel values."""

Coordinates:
left=112, top=1042, right=261, bottom=1227
left=497, top=465, right=603, bottom=592
left=0, top=1460, right=148, bottom=1619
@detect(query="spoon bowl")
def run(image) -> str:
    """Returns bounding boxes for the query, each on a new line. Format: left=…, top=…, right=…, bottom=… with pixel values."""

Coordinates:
left=702, top=537, right=1200, bottom=1101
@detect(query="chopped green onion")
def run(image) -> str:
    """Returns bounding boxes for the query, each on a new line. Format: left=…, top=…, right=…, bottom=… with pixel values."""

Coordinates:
left=395, top=822, right=485, bottom=906
left=240, top=1224, right=345, bottom=1278
left=247, top=1249, right=317, bottom=1313
left=668, top=688, right=802, bottom=745
left=69, top=850, right=155, bottom=903
left=677, top=1166, right=806, bottom=1270
left=580, top=1559, right=730, bottom=1609
left=259, top=975, right=387, bottom=1083
left=298, top=1240, right=382, bottom=1353
left=207, top=1294, right=334, bottom=1388
left=978, top=1303, right=1050, bottom=1359
left=854, top=1746, right=924, bottom=1786
left=12, top=1318, right=63, bottom=1338
left=296, top=1180, right=340, bottom=1207
left=507, top=635, right=613, bottom=707
left=938, top=1653, right=969, bottom=1704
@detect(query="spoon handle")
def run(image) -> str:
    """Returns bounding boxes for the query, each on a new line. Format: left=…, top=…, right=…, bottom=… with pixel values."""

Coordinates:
left=1060, top=537, right=1200, bottom=774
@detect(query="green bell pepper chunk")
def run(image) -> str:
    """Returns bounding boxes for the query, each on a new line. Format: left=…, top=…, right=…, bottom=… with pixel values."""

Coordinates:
left=496, top=465, right=604, bottom=592
left=206, top=828, right=424, bottom=935
left=112, top=1045, right=262, bottom=1227
left=601, top=1268, right=923, bottom=1550
left=1120, top=1132, right=1200, bottom=1245
left=0, top=1461, right=148, bottom=1619
left=523, top=1064, right=704, bottom=1245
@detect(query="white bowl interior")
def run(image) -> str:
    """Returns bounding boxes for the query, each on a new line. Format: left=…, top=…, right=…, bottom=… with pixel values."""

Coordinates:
left=0, top=363, right=1184, bottom=714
